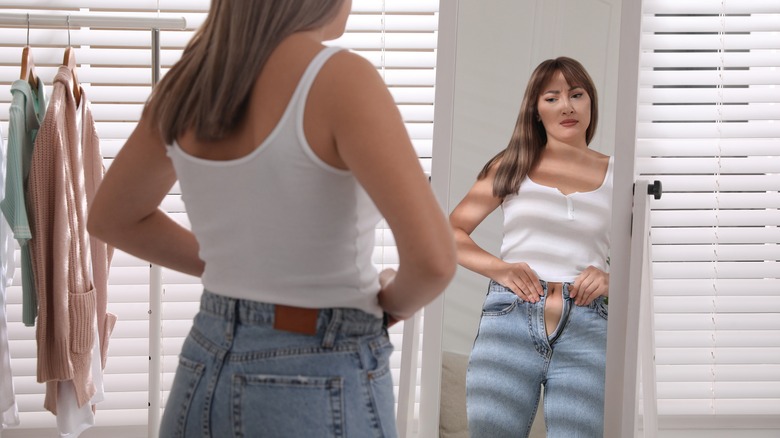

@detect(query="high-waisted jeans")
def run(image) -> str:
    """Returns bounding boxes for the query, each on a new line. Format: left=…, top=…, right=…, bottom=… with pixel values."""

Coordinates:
left=466, top=280, right=608, bottom=438
left=159, top=290, right=397, bottom=437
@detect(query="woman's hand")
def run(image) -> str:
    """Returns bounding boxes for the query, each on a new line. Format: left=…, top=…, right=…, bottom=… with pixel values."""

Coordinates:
left=377, top=268, right=401, bottom=327
left=378, top=267, right=396, bottom=290
left=570, top=266, right=609, bottom=306
left=493, top=262, right=544, bottom=303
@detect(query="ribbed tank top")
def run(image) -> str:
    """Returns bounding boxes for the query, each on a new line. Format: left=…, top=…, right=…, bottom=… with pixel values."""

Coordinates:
left=166, top=47, right=383, bottom=316
left=500, top=157, right=613, bottom=282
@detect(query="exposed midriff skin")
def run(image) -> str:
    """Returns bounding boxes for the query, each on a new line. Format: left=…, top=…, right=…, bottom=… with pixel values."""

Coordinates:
left=545, top=282, right=564, bottom=336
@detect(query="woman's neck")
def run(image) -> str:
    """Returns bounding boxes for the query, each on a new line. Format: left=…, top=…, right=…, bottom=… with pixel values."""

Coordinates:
left=543, top=138, right=590, bottom=157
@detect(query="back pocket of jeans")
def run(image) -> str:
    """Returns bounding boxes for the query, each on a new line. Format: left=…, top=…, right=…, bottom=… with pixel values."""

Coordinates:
left=231, top=374, right=345, bottom=438
left=159, top=356, right=205, bottom=438
left=366, top=335, right=397, bottom=437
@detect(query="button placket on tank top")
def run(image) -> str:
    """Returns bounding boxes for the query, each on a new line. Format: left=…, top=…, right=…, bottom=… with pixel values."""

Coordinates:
left=565, top=196, right=575, bottom=220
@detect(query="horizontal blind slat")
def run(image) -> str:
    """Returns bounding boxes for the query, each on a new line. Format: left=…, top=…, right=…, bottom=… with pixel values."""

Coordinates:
left=642, top=176, right=780, bottom=193
left=642, top=33, right=780, bottom=51
left=641, top=69, right=780, bottom=86
left=641, top=52, right=780, bottom=69
left=652, top=243, right=780, bottom=260
left=650, top=228, right=780, bottom=244
left=639, top=104, right=780, bottom=122
left=638, top=87, right=780, bottom=105
left=637, top=157, right=780, bottom=174
left=653, top=261, right=780, bottom=279
left=655, top=330, right=780, bottom=348
left=642, top=15, right=780, bottom=33
left=644, top=0, right=780, bottom=14
left=653, top=278, right=780, bottom=295
left=636, top=138, right=780, bottom=157
left=657, top=400, right=780, bottom=417
left=637, top=122, right=780, bottom=139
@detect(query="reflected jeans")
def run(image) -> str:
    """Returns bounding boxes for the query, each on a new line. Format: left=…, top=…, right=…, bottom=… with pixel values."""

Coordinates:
left=466, top=280, right=608, bottom=438
left=159, top=290, right=397, bottom=437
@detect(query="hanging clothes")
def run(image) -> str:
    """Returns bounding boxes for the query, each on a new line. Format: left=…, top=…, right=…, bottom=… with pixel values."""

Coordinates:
left=0, top=124, right=20, bottom=433
left=27, top=65, right=114, bottom=422
left=54, top=91, right=112, bottom=438
left=81, top=82, right=115, bottom=374
left=1, top=78, right=47, bottom=328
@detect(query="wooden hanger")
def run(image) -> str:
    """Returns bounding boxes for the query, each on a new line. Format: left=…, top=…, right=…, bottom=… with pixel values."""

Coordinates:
left=64, top=16, right=81, bottom=106
left=21, top=15, right=38, bottom=89
left=21, top=46, right=39, bottom=90
left=63, top=46, right=81, bottom=106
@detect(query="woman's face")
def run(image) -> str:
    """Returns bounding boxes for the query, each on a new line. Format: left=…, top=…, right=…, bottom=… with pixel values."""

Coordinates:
left=536, top=71, right=591, bottom=146
left=323, top=0, right=352, bottom=41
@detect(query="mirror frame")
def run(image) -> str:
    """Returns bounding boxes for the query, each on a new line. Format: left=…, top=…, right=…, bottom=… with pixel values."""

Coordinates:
left=418, top=0, right=459, bottom=434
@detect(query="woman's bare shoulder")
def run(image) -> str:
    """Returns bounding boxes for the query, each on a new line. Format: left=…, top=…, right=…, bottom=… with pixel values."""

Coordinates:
left=319, top=49, right=382, bottom=89
left=309, top=48, right=394, bottom=122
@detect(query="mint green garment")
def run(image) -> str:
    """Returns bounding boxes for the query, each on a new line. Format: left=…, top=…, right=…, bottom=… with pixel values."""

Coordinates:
left=1, top=79, right=47, bottom=327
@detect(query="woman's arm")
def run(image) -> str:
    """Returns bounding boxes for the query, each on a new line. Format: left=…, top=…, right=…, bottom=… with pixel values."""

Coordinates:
left=449, top=165, right=544, bottom=302
left=87, top=114, right=205, bottom=277
left=323, top=52, right=456, bottom=320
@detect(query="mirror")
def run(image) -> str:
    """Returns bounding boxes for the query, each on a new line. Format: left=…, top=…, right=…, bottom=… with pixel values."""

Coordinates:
left=433, top=0, right=622, bottom=435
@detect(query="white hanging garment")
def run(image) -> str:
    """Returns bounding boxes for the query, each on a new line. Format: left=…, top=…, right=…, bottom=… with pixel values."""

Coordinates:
left=0, top=122, right=20, bottom=432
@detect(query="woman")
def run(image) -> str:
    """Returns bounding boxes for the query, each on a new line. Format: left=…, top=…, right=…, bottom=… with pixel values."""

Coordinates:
left=450, top=57, right=612, bottom=437
left=88, top=0, right=456, bottom=435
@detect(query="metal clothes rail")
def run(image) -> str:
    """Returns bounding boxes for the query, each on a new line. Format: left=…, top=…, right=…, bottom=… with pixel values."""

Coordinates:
left=0, top=12, right=185, bottom=31
left=0, top=12, right=186, bottom=438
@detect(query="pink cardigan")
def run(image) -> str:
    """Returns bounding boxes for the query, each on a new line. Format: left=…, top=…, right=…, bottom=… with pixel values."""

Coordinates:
left=28, top=66, right=115, bottom=413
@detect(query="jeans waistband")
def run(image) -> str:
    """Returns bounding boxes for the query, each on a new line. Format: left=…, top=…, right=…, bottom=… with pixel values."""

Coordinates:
left=199, top=290, right=384, bottom=337
left=488, top=279, right=573, bottom=299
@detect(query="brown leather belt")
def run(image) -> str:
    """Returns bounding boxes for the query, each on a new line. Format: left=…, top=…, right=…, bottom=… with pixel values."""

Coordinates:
left=273, top=305, right=319, bottom=335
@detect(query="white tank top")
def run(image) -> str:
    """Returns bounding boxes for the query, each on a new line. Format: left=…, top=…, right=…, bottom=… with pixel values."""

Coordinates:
left=500, top=156, right=613, bottom=282
left=166, top=47, right=383, bottom=316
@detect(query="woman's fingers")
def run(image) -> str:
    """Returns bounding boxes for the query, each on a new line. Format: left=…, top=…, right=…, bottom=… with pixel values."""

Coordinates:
left=499, top=262, right=544, bottom=303
left=572, top=266, right=608, bottom=306
left=506, top=278, right=536, bottom=303
left=520, top=267, right=544, bottom=302
left=504, top=264, right=609, bottom=306
left=575, top=276, right=595, bottom=305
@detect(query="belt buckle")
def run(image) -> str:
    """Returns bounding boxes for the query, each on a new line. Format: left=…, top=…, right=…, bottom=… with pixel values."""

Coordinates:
left=273, top=305, right=318, bottom=335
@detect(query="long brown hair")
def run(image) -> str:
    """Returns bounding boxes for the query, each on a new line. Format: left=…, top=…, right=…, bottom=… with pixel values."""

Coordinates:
left=145, top=0, right=346, bottom=144
left=478, top=57, right=599, bottom=199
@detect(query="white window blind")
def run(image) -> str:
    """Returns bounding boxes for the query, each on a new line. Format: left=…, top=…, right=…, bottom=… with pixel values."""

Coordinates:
left=636, top=0, right=780, bottom=428
left=0, top=0, right=439, bottom=434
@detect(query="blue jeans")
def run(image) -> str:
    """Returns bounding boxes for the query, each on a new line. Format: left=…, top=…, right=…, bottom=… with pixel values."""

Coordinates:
left=466, top=280, right=608, bottom=438
left=159, top=290, right=397, bottom=437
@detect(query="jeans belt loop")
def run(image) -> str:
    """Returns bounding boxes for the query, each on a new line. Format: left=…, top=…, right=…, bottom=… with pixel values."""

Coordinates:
left=321, top=308, right=342, bottom=348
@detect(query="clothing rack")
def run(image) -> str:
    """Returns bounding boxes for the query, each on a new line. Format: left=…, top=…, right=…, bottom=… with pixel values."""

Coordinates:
left=0, top=13, right=185, bottom=31
left=0, top=12, right=186, bottom=438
